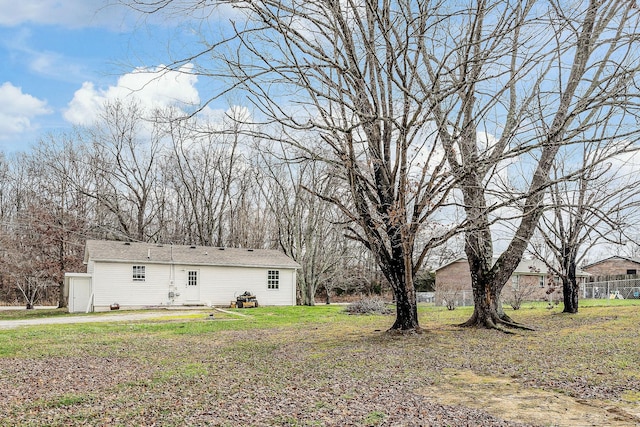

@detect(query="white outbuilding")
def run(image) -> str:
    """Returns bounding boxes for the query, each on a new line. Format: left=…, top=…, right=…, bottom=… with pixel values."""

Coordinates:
left=64, top=240, right=300, bottom=312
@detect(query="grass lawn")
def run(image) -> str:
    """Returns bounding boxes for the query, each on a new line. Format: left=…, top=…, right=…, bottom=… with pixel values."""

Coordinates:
left=1, top=301, right=639, bottom=426
left=0, top=307, right=69, bottom=320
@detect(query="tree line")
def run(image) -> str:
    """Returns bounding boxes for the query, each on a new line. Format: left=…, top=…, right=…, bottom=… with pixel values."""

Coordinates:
left=0, top=100, right=452, bottom=308
left=3, top=0, right=640, bottom=335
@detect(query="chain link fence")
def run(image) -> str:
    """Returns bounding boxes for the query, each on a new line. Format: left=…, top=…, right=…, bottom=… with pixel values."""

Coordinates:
left=428, top=278, right=640, bottom=309
left=582, top=277, right=640, bottom=299
left=429, top=290, right=475, bottom=308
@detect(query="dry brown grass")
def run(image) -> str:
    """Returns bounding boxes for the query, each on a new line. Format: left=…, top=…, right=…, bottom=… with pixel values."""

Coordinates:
left=0, top=303, right=639, bottom=426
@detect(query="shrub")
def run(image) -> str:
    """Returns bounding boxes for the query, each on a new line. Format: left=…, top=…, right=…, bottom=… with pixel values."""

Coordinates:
left=344, top=297, right=392, bottom=315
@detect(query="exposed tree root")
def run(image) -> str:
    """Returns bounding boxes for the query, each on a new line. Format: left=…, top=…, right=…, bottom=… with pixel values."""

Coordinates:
left=498, top=319, right=535, bottom=331
left=497, top=312, right=536, bottom=330
left=458, top=311, right=535, bottom=333
left=498, top=312, right=516, bottom=324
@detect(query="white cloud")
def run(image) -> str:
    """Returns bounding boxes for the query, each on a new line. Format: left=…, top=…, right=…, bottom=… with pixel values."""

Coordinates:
left=0, top=82, right=52, bottom=139
left=64, top=65, right=200, bottom=126
left=0, top=0, right=241, bottom=31
left=605, top=149, right=640, bottom=182
left=0, top=1, right=130, bottom=30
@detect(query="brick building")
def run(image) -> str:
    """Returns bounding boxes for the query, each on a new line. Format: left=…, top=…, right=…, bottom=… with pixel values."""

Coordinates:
left=582, top=256, right=640, bottom=279
left=434, top=257, right=589, bottom=307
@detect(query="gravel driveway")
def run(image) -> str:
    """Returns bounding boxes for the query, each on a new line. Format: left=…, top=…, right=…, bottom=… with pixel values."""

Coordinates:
left=0, top=309, right=211, bottom=330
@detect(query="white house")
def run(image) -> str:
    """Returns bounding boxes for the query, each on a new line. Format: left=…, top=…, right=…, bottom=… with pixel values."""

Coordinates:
left=64, top=240, right=300, bottom=313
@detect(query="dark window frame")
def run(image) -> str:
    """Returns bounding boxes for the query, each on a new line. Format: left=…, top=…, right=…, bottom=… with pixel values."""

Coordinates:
left=267, top=270, right=280, bottom=290
left=132, top=265, right=146, bottom=282
left=187, top=270, right=198, bottom=286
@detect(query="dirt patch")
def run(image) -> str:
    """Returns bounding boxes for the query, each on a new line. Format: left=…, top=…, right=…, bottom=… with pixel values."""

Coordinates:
left=418, top=370, right=640, bottom=427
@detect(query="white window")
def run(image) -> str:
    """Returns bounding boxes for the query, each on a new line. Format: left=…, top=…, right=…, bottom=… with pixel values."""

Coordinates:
left=511, top=276, right=519, bottom=290
left=539, top=276, right=545, bottom=288
left=268, top=270, right=280, bottom=290
left=187, top=270, right=198, bottom=286
left=133, top=265, right=146, bottom=282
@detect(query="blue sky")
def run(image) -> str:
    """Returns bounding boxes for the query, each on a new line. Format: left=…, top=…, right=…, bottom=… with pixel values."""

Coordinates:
left=0, top=0, right=212, bottom=153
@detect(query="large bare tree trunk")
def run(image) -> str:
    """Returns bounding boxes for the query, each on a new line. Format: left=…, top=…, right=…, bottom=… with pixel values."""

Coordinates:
left=386, top=253, right=420, bottom=332
left=430, top=0, right=626, bottom=331
left=562, top=252, right=579, bottom=314
left=390, top=289, right=419, bottom=331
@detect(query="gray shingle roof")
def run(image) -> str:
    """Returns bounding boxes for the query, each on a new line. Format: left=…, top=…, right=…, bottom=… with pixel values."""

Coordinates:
left=582, top=255, right=640, bottom=269
left=84, top=240, right=300, bottom=269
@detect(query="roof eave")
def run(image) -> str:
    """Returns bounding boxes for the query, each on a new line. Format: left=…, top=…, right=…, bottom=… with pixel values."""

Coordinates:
left=89, top=258, right=300, bottom=269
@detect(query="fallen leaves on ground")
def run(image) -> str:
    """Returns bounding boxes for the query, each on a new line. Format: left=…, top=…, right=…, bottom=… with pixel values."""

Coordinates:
left=0, top=305, right=639, bottom=426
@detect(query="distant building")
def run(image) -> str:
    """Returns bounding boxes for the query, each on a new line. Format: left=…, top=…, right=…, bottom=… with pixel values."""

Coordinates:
left=434, top=257, right=589, bottom=307
left=581, top=256, right=640, bottom=278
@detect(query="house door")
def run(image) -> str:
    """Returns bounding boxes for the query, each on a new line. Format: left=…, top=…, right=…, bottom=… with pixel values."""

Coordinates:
left=69, top=275, right=92, bottom=313
left=185, top=270, right=200, bottom=302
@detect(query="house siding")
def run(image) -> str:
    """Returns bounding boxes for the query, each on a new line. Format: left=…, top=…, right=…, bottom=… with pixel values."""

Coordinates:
left=64, top=273, right=93, bottom=313
left=86, top=260, right=95, bottom=275
left=176, top=265, right=295, bottom=306
left=92, top=262, right=171, bottom=309
left=90, top=260, right=297, bottom=311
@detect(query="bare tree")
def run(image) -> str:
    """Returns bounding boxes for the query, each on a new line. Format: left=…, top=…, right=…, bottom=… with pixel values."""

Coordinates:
left=0, top=136, right=94, bottom=307
left=28, top=136, right=94, bottom=307
left=0, top=152, right=11, bottom=221
left=501, top=274, right=542, bottom=311
left=0, top=151, right=69, bottom=307
left=122, top=0, right=640, bottom=332
left=257, top=146, right=347, bottom=305
left=85, top=100, right=163, bottom=242
left=9, top=217, right=68, bottom=309
left=162, top=110, right=269, bottom=248
left=164, top=120, right=233, bottom=246
left=615, top=236, right=640, bottom=260
left=427, top=0, right=640, bottom=330
left=125, top=0, right=458, bottom=332
left=534, top=145, right=640, bottom=313
left=439, top=283, right=463, bottom=311
left=330, top=243, right=387, bottom=300
left=1, top=196, right=63, bottom=308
